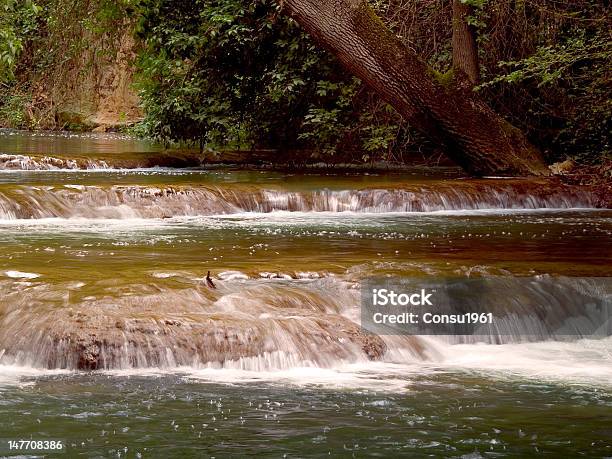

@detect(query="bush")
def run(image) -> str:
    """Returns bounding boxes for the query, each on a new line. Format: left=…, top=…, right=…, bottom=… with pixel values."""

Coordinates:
left=133, top=0, right=412, bottom=160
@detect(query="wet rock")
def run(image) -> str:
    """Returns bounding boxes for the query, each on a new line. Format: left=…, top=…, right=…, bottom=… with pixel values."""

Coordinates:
left=75, top=337, right=102, bottom=370
left=2, top=309, right=389, bottom=370
left=550, top=160, right=575, bottom=175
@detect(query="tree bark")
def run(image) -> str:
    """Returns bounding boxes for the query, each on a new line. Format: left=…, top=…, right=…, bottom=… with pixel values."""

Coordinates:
left=278, top=0, right=550, bottom=176
left=452, top=0, right=480, bottom=86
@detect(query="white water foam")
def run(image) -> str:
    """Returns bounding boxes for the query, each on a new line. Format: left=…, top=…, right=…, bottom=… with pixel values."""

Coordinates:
left=217, top=271, right=250, bottom=281
left=410, top=336, right=612, bottom=387
left=0, top=166, right=207, bottom=173
left=4, top=270, right=41, bottom=279
left=0, top=364, right=72, bottom=388
left=95, top=338, right=612, bottom=391
left=181, top=363, right=422, bottom=392
left=151, top=272, right=181, bottom=279
left=0, top=208, right=607, bottom=229
left=1, top=338, right=610, bottom=391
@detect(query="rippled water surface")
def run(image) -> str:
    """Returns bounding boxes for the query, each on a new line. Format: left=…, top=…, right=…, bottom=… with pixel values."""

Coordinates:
left=2, top=371, right=611, bottom=457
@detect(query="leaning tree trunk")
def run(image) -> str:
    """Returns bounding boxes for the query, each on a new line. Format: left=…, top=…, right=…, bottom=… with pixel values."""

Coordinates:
left=278, top=0, right=549, bottom=176
left=452, top=0, right=480, bottom=86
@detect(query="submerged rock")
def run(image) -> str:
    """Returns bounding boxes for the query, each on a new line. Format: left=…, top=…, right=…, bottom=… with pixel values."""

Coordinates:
left=0, top=282, right=392, bottom=371
left=36, top=313, right=387, bottom=370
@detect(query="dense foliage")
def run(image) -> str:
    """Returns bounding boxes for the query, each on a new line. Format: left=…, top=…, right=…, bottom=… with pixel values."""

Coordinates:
left=0, top=0, right=40, bottom=83
left=473, top=0, right=611, bottom=163
left=1, top=0, right=610, bottom=164
left=134, top=0, right=409, bottom=161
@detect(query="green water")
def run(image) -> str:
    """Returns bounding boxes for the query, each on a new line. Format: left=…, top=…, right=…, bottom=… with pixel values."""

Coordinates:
left=0, top=129, right=163, bottom=160
left=0, top=131, right=611, bottom=458
left=2, top=372, right=611, bottom=458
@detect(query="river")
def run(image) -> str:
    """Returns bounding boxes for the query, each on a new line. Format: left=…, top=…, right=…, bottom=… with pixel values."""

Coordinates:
left=0, top=130, right=611, bottom=457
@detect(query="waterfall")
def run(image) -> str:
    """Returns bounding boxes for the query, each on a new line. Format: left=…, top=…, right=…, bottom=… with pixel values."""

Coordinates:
left=0, top=180, right=600, bottom=220
left=0, top=152, right=608, bottom=374
left=0, top=280, right=389, bottom=370
left=0, top=154, right=110, bottom=170
left=0, top=275, right=609, bottom=371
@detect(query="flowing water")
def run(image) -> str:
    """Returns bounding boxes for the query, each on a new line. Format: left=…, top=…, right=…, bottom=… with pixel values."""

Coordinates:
left=0, top=130, right=611, bottom=457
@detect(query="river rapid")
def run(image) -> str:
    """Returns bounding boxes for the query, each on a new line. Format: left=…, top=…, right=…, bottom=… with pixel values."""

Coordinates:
left=0, top=130, right=611, bottom=457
